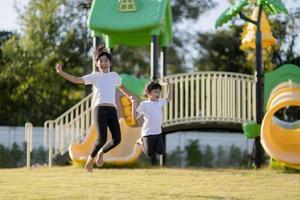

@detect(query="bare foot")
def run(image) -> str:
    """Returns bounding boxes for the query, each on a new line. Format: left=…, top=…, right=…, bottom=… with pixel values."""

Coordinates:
left=85, top=155, right=94, bottom=173
left=95, top=150, right=104, bottom=167
left=136, top=137, right=143, bottom=145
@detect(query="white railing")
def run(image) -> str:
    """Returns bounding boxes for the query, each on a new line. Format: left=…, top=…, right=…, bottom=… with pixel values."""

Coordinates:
left=44, top=71, right=256, bottom=166
left=162, top=72, right=256, bottom=128
left=44, top=93, right=93, bottom=166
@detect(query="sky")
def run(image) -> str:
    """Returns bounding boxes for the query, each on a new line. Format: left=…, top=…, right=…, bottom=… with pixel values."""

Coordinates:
left=0, top=0, right=299, bottom=51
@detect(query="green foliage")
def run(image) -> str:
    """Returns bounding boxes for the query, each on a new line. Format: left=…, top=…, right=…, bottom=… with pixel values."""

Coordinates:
left=10, top=143, right=25, bottom=167
left=194, top=26, right=252, bottom=73
left=167, top=146, right=183, bottom=167
left=185, top=139, right=202, bottom=167
left=172, top=0, right=216, bottom=23
left=0, top=0, right=92, bottom=125
left=0, top=142, right=47, bottom=168
left=266, top=9, right=300, bottom=68
left=202, top=145, right=215, bottom=168
left=195, top=6, right=300, bottom=73
left=215, top=0, right=248, bottom=28
left=32, top=146, right=48, bottom=165
left=0, top=0, right=216, bottom=125
left=215, top=145, right=227, bottom=167
left=228, top=144, right=243, bottom=167
left=216, top=0, right=288, bottom=28
left=0, top=144, right=12, bottom=168
left=0, top=31, right=13, bottom=64
left=167, top=142, right=251, bottom=168
left=262, top=0, right=288, bottom=15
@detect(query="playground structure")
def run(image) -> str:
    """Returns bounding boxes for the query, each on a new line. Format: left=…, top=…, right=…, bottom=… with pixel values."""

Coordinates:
left=44, top=71, right=256, bottom=166
left=41, top=0, right=300, bottom=168
left=261, top=81, right=300, bottom=168
left=260, top=64, right=300, bottom=168
left=215, top=0, right=291, bottom=168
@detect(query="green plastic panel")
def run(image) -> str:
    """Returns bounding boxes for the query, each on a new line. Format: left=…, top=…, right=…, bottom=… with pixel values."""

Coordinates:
left=243, top=122, right=261, bottom=139
left=88, top=0, right=173, bottom=47
left=264, top=64, right=300, bottom=106
left=120, top=74, right=148, bottom=98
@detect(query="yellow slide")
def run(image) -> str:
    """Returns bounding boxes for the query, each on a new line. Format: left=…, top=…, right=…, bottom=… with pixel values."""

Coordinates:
left=69, top=118, right=142, bottom=165
left=261, top=81, right=300, bottom=167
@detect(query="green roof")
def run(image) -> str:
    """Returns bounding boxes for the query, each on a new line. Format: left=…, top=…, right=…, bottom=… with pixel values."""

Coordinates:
left=88, top=0, right=173, bottom=47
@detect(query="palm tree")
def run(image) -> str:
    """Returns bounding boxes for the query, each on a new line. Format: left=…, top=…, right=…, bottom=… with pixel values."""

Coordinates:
left=215, top=0, right=288, bottom=168
left=215, top=0, right=287, bottom=28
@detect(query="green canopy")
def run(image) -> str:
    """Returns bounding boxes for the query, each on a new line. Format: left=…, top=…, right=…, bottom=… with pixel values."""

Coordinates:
left=88, top=0, right=173, bottom=47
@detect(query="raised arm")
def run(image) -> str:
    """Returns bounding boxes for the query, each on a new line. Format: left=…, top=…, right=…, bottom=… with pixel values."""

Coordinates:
left=118, top=84, right=137, bottom=103
left=165, top=79, right=173, bottom=102
left=132, top=101, right=142, bottom=120
left=118, top=85, right=141, bottom=120
left=55, top=64, right=85, bottom=84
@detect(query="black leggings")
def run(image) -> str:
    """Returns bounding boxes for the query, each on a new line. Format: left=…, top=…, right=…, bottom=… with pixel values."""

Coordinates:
left=141, top=134, right=165, bottom=165
left=90, top=106, right=121, bottom=158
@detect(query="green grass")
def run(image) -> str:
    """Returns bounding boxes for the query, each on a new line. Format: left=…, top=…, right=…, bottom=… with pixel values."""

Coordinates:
left=1, top=166, right=300, bottom=200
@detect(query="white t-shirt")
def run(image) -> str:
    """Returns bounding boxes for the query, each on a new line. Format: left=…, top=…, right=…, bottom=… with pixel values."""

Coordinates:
left=82, top=71, right=121, bottom=108
left=136, top=99, right=167, bottom=137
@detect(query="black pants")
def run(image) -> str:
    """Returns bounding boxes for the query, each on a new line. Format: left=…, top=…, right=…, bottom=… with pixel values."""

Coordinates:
left=90, top=106, right=121, bottom=158
left=141, top=134, right=165, bottom=165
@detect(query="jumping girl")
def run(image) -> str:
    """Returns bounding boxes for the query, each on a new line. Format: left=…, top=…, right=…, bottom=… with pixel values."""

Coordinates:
left=55, top=45, right=136, bottom=172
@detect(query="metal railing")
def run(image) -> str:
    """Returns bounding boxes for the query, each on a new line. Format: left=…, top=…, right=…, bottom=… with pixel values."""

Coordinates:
left=44, top=93, right=93, bottom=166
left=162, top=72, right=256, bottom=128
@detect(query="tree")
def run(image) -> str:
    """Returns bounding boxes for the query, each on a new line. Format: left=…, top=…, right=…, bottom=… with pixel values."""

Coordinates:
left=167, top=146, right=183, bottom=167
left=215, top=145, right=227, bottom=167
left=228, top=145, right=242, bottom=167
left=194, top=1, right=300, bottom=73
left=267, top=9, right=300, bottom=68
left=32, top=147, right=47, bottom=165
left=0, top=0, right=91, bottom=126
left=0, top=31, right=13, bottom=65
left=0, top=144, right=11, bottom=168
left=194, top=25, right=252, bottom=74
left=0, top=0, right=216, bottom=125
left=202, top=145, right=215, bottom=168
left=10, top=143, right=24, bottom=167
left=185, top=139, right=202, bottom=167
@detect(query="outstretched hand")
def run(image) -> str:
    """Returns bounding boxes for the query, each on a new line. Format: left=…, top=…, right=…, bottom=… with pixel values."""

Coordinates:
left=166, top=78, right=171, bottom=85
left=129, top=96, right=138, bottom=107
left=55, top=64, right=63, bottom=74
left=161, top=78, right=171, bottom=86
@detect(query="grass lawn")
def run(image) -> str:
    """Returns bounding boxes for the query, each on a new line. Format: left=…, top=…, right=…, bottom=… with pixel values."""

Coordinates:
left=0, top=166, right=300, bottom=200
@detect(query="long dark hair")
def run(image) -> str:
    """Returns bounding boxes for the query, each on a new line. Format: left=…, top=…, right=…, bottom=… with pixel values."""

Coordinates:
left=94, top=45, right=112, bottom=62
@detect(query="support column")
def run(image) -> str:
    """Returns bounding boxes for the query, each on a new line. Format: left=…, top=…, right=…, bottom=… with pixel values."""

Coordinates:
left=254, top=5, right=264, bottom=168
left=159, top=133, right=167, bottom=166
left=93, top=37, right=100, bottom=72
left=151, top=36, right=159, bottom=80
left=109, top=48, right=113, bottom=71
left=160, top=47, right=167, bottom=77
left=160, top=47, right=167, bottom=167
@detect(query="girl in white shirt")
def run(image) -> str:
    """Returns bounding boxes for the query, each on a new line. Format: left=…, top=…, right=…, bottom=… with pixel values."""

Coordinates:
left=55, top=45, right=136, bottom=172
left=132, top=80, right=173, bottom=165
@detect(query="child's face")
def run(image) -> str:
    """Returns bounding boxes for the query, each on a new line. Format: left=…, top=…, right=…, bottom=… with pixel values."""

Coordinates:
left=97, top=55, right=111, bottom=72
left=147, top=89, right=161, bottom=101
